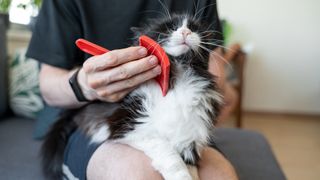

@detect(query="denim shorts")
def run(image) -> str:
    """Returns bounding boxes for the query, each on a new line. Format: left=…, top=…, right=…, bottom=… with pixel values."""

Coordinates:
left=63, top=129, right=101, bottom=180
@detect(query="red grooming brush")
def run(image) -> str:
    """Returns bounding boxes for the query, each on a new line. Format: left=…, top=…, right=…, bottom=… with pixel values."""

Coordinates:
left=76, top=36, right=170, bottom=96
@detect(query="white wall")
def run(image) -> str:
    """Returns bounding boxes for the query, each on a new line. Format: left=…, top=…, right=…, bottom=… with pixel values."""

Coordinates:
left=218, top=0, right=320, bottom=115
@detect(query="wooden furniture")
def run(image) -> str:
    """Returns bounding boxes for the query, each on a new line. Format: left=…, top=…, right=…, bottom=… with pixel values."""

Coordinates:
left=232, top=51, right=246, bottom=128
left=224, top=44, right=246, bottom=128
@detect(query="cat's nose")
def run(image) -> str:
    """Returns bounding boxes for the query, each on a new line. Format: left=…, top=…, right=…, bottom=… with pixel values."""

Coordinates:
left=181, top=29, right=192, bottom=38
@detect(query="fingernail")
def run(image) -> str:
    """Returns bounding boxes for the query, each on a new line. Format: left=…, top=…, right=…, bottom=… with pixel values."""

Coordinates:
left=149, top=56, right=158, bottom=65
left=153, top=66, right=161, bottom=75
left=138, top=47, right=147, bottom=56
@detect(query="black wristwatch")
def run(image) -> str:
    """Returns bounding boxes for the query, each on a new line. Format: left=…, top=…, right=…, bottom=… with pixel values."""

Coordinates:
left=69, top=69, right=89, bottom=102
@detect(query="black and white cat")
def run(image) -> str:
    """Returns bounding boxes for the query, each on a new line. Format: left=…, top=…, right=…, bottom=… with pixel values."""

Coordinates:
left=42, top=14, right=223, bottom=180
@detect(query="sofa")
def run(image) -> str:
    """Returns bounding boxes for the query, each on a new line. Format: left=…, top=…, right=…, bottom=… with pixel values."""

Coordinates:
left=0, top=116, right=287, bottom=180
left=0, top=19, right=286, bottom=180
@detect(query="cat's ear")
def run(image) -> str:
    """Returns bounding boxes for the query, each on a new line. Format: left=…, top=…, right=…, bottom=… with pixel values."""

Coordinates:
left=130, top=27, right=143, bottom=37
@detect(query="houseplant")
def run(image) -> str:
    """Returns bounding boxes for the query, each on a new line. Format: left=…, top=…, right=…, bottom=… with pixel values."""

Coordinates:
left=0, top=0, right=11, bottom=28
left=1, top=0, right=42, bottom=27
left=0, top=0, right=11, bottom=12
left=14, top=0, right=42, bottom=28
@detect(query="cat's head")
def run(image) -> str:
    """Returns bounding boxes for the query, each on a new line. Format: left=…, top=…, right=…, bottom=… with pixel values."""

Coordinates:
left=132, top=14, right=220, bottom=64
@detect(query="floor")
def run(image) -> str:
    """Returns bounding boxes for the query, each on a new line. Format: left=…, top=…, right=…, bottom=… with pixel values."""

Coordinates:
left=223, top=113, right=320, bottom=180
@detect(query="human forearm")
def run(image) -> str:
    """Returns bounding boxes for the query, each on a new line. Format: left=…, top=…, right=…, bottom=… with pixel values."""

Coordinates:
left=39, top=64, right=86, bottom=108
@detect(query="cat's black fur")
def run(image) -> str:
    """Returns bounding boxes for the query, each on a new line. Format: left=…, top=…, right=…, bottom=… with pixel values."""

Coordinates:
left=42, top=14, right=222, bottom=180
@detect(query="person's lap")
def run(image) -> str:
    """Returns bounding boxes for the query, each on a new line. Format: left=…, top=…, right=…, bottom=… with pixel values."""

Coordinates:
left=63, top=129, right=237, bottom=180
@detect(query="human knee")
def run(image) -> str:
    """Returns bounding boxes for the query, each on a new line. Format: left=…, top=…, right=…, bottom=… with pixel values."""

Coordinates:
left=87, top=142, right=163, bottom=180
left=198, top=147, right=238, bottom=180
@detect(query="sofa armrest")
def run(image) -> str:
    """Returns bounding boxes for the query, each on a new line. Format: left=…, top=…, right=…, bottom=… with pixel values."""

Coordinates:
left=0, top=15, right=9, bottom=116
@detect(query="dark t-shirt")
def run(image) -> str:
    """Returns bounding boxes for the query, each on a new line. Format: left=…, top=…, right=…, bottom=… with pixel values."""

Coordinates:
left=27, top=0, right=222, bottom=69
left=26, top=0, right=222, bottom=139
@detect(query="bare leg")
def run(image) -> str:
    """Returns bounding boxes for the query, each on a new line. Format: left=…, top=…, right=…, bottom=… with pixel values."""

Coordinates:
left=87, top=144, right=237, bottom=180
left=126, top=138, right=192, bottom=180
left=198, top=147, right=238, bottom=180
left=86, top=142, right=163, bottom=180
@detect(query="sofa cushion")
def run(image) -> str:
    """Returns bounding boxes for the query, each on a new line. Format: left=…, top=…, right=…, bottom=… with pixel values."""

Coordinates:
left=0, top=117, right=44, bottom=179
left=0, top=15, right=8, bottom=117
left=215, top=128, right=286, bottom=180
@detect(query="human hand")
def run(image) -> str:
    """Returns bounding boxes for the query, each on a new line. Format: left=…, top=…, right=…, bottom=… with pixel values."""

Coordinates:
left=78, top=46, right=161, bottom=102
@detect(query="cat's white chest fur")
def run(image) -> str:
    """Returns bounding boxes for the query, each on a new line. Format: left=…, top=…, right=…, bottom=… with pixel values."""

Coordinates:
left=124, top=68, right=218, bottom=154
left=89, top=60, right=221, bottom=180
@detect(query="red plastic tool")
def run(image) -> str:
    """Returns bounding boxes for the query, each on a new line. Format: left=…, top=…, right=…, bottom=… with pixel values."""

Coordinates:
left=75, top=36, right=170, bottom=96
left=76, top=39, right=109, bottom=55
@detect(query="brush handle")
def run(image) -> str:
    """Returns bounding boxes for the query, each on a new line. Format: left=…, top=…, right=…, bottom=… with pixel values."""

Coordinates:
left=76, top=39, right=109, bottom=56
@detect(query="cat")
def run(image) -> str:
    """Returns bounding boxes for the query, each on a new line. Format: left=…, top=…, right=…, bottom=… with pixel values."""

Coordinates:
left=42, top=14, right=223, bottom=180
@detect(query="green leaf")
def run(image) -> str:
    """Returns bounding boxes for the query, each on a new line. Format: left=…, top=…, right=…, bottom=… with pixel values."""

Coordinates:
left=32, top=0, right=42, bottom=8
left=0, top=0, right=11, bottom=13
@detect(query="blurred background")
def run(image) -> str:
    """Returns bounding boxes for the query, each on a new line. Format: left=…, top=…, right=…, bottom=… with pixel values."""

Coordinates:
left=218, top=0, right=320, bottom=179
left=0, top=0, right=319, bottom=179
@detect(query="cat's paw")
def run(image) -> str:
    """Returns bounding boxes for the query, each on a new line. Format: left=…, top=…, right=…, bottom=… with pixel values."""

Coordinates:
left=188, top=165, right=200, bottom=180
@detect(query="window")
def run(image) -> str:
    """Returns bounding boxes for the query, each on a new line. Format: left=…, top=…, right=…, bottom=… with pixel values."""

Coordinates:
left=9, top=0, right=38, bottom=25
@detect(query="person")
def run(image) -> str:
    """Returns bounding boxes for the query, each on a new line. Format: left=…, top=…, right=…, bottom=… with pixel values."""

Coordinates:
left=27, top=0, right=238, bottom=179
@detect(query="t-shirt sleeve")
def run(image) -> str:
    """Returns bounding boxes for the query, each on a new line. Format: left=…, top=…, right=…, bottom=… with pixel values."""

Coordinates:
left=201, top=0, right=224, bottom=46
left=26, top=0, right=84, bottom=69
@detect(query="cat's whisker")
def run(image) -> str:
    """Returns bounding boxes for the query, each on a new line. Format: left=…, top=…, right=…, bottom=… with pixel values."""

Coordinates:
left=147, top=30, right=170, bottom=37
left=203, top=40, right=225, bottom=44
left=192, top=0, right=201, bottom=21
left=200, top=41, right=232, bottom=51
left=201, top=38, right=224, bottom=42
left=157, top=38, right=169, bottom=45
left=210, top=49, right=232, bottom=68
left=144, top=39, right=167, bottom=62
left=193, top=47, right=206, bottom=63
left=203, top=22, right=221, bottom=35
left=199, top=33, right=214, bottom=39
left=139, top=10, right=170, bottom=20
left=157, top=33, right=162, bottom=43
left=197, top=44, right=231, bottom=67
left=201, top=39, right=227, bottom=44
left=193, top=3, right=217, bottom=21
left=157, top=0, right=172, bottom=20
left=199, top=30, right=223, bottom=35
left=197, top=44, right=212, bottom=54
left=166, top=25, right=175, bottom=35
left=212, top=53, right=222, bottom=78
left=199, top=34, right=222, bottom=40
left=200, top=42, right=235, bottom=52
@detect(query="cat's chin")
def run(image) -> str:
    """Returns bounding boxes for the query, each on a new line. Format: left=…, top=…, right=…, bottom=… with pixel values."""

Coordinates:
left=163, top=44, right=190, bottom=57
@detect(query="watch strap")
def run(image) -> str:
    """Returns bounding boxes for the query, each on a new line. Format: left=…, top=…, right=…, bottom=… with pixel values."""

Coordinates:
left=69, top=69, right=89, bottom=102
